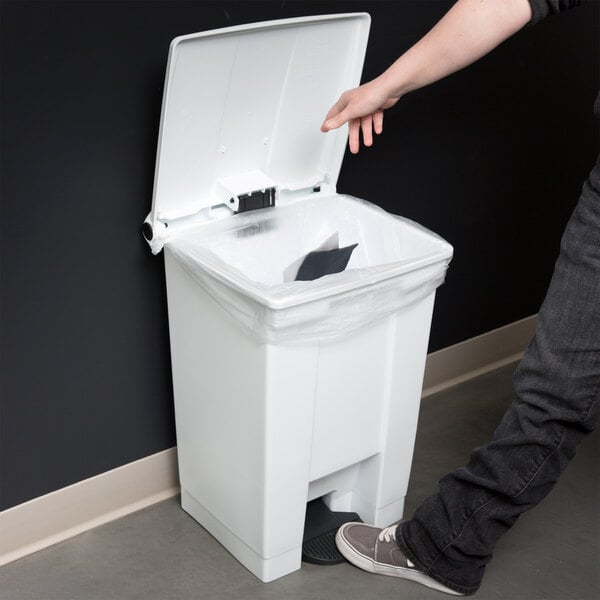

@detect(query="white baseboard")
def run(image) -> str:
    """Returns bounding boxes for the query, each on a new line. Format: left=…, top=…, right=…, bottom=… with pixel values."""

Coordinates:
left=422, top=314, right=537, bottom=398
left=0, top=315, right=536, bottom=567
left=0, top=448, right=180, bottom=567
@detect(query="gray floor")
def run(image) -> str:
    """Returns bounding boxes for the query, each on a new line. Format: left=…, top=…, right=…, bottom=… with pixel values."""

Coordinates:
left=1, top=364, right=598, bottom=600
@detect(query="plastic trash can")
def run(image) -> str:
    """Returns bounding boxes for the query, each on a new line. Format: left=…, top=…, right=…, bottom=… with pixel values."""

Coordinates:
left=143, top=14, right=453, bottom=583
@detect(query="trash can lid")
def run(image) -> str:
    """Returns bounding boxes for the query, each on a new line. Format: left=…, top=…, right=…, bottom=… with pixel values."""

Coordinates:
left=146, top=13, right=370, bottom=248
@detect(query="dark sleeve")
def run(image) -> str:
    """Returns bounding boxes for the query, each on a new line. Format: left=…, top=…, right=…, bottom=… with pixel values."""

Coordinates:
left=528, top=0, right=583, bottom=25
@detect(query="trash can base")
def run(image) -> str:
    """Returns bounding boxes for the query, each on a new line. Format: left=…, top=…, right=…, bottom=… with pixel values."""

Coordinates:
left=181, top=489, right=302, bottom=583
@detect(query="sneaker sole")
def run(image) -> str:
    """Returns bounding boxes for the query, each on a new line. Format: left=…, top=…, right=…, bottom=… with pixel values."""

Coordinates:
left=335, top=524, right=464, bottom=596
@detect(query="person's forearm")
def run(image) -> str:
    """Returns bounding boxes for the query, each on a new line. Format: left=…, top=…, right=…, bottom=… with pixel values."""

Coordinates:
left=378, top=0, right=532, bottom=97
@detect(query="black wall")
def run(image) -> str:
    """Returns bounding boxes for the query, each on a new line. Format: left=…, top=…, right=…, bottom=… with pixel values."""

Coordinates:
left=1, top=1, right=598, bottom=511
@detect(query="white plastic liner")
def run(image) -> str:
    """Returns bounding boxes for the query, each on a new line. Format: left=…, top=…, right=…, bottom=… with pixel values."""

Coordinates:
left=166, top=194, right=453, bottom=345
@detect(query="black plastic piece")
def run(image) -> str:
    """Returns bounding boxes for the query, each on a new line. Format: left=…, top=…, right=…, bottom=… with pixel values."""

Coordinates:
left=295, top=244, right=359, bottom=282
left=302, top=498, right=362, bottom=565
left=142, top=222, right=153, bottom=241
left=237, top=187, right=276, bottom=213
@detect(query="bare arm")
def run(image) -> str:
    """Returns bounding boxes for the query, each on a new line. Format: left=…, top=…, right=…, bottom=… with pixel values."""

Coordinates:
left=322, top=0, right=533, bottom=153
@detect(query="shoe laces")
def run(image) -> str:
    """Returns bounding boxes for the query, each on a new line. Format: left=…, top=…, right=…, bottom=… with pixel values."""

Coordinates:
left=378, top=525, right=415, bottom=568
left=378, top=525, right=397, bottom=543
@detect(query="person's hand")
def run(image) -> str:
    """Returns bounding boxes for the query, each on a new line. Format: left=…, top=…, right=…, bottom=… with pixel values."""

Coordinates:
left=321, top=0, right=533, bottom=154
left=320, top=77, right=401, bottom=154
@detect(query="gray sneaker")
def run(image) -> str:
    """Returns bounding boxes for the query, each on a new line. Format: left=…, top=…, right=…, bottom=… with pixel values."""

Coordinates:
left=336, top=522, right=464, bottom=596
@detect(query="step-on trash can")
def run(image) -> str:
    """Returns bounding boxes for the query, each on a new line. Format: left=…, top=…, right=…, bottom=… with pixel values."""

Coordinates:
left=143, top=14, right=453, bottom=583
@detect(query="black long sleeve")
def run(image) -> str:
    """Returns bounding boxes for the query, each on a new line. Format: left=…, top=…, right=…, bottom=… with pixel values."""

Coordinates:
left=528, top=0, right=583, bottom=25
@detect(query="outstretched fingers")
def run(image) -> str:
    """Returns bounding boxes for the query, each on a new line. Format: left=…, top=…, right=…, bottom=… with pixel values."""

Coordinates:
left=321, top=87, right=390, bottom=151
left=348, top=114, right=384, bottom=153
left=348, top=113, right=385, bottom=153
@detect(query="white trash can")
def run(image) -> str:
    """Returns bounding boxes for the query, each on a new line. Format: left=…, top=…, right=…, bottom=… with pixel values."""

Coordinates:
left=143, top=14, right=453, bottom=583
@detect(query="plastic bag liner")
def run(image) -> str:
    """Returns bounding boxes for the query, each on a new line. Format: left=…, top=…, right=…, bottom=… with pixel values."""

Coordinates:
left=166, top=194, right=453, bottom=345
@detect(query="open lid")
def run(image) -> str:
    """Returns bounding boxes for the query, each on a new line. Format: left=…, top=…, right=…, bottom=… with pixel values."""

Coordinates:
left=145, top=13, right=370, bottom=251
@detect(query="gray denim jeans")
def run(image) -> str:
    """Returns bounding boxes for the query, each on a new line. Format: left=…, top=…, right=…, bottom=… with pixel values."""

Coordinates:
left=397, top=153, right=600, bottom=595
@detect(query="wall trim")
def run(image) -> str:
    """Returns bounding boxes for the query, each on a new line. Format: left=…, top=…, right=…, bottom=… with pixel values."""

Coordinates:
left=422, top=314, right=537, bottom=398
left=0, top=448, right=180, bottom=567
left=0, top=315, right=536, bottom=567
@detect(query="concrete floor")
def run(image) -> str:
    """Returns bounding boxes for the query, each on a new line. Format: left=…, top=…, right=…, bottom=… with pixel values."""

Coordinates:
left=1, top=364, right=598, bottom=599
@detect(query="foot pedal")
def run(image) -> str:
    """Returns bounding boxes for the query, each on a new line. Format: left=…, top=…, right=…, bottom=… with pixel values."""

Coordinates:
left=302, top=498, right=362, bottom=565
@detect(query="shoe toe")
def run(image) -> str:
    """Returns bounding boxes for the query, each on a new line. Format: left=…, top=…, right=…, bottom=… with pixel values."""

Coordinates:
left=338, top=523, right=381, bottom=557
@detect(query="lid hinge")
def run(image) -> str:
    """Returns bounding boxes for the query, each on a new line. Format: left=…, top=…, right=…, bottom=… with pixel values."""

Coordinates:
left=216, top=171, right=277, bottom=214
left=236, top=187, right=276, bottom=214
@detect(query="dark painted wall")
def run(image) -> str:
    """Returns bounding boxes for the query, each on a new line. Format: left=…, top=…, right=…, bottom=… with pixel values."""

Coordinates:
left=1, top=1, right=598, bottom=510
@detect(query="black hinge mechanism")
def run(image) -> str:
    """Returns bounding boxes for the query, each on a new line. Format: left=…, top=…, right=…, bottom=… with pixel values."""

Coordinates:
left=234, top=187, right=276, bottom=214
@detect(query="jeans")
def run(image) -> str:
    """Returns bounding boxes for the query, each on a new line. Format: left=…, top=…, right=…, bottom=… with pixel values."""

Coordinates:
left=396, top=154, right=600, bottom=595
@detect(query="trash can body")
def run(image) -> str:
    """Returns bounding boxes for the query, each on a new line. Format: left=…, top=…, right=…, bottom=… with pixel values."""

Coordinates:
left=163, top=194, right=449, bottom=581
left=144, top=14, right=453, bottom=582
